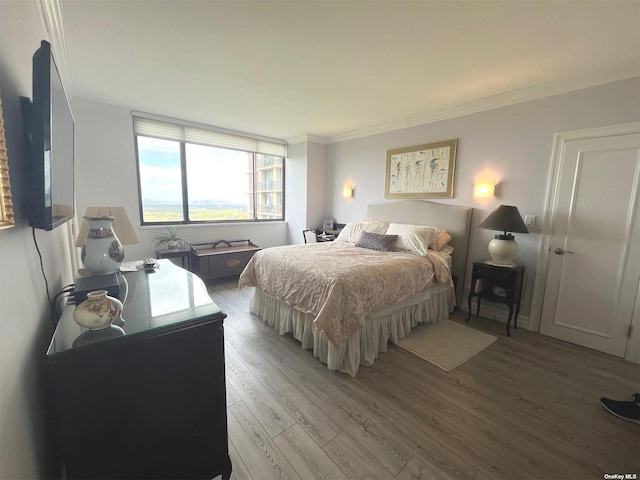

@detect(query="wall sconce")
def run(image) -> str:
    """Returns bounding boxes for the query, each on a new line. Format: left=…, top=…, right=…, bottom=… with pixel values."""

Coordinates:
left=474, top=180, right=495, bottom=198
left=343, top=185, right=354, bottom=198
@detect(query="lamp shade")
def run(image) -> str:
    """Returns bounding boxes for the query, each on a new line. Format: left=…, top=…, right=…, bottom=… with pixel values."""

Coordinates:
left=478, top=205, right=528, bottom=266
left=478, top=205, right=529, bottom=236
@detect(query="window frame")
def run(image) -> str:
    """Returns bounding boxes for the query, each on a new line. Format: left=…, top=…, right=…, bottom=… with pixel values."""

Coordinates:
left=132, top=115, right=286, bottom=226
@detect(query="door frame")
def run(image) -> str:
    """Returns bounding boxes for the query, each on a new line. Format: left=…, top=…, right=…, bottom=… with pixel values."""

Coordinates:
left=529, top=122, right=640, bottom=335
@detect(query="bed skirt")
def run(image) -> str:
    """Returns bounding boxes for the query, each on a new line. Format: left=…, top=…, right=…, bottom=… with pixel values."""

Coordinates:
left=249, top=284, right=455, bottom=376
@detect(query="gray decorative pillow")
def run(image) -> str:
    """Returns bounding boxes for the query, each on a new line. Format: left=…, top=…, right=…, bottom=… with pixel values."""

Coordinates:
left=355, top=231, right=399, bottom=252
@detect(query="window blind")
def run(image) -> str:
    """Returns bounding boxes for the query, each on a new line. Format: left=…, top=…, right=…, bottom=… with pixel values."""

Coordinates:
left=132, top=114, right=287, bottom=157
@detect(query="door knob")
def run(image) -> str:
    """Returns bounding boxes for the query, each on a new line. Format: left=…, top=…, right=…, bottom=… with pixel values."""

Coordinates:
left=553, top=247, right=574, bottom=255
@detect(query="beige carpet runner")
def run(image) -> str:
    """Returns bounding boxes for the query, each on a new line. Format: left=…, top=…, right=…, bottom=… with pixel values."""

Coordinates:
left=396, top=319, right=497, bottom=372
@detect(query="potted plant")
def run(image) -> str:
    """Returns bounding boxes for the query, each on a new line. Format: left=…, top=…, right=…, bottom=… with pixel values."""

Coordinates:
left=153, top=225, right=187, bottom=250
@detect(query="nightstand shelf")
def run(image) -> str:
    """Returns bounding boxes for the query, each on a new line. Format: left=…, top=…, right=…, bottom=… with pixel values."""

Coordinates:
left=467, top=260, right=525, bottom=336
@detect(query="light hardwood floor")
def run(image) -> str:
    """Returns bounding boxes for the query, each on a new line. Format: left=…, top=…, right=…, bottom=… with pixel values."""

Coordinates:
left=206, top=277, right=640, bottom=480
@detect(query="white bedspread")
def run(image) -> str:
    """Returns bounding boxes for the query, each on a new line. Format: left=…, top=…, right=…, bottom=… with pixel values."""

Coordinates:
left=238, top=241, right=452, bottom=347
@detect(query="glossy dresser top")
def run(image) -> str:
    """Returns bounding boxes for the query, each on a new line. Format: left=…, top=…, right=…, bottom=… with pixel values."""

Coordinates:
left=47, top=259, right=224, bottom=356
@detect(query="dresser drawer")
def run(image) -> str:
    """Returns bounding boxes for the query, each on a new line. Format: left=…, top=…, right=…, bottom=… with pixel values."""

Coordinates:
left=473, top=265, right=515, bottom=281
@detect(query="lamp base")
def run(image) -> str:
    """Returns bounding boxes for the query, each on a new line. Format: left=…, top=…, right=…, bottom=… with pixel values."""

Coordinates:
left=80, top=216, right=125, bottom=275
left=487, top=235, right=519, bottom=266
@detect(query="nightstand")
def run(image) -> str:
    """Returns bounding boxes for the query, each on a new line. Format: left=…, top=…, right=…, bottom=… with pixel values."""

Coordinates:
left=467, top=261, right=525, bottom=336
left=155, top=247, right=191, bottom=270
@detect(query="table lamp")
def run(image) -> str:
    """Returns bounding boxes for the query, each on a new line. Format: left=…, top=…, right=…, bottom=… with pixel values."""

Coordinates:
left=478, top=204, right=529, bottom=266
left=75, top=206, right=140, bottom=275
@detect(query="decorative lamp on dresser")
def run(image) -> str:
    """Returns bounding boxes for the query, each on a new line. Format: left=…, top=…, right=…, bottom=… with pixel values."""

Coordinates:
left=46, top=260, right=232, bottom=480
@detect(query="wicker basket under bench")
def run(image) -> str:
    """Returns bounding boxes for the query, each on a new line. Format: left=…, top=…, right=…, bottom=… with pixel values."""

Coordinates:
left=190, top=240, right=260, bottom=281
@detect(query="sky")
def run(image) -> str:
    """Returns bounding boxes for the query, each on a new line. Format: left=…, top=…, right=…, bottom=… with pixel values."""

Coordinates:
left=137, top=136, right=249, bottom=205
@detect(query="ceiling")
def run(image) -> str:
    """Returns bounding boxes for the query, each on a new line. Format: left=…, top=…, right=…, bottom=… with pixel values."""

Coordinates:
left=52, top=0, right=639, bottom=143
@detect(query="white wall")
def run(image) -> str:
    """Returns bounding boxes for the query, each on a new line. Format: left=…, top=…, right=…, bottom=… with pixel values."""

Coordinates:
left=284, top=141, right=308, bottom=244
left=284, top=139, right=326, bottom=244
left=306, top=141, right=327, bottom=233
left=324, top=77, right=640, bottom=326
left=0, top=2, right=74, bottom=478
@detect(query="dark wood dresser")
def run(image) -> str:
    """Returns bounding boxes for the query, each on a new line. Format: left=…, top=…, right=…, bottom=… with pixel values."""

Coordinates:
left=46, top=260, right=232, bottom=479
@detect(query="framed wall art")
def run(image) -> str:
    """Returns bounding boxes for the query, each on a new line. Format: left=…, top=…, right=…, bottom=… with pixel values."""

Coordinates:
left=0, top=94, right=15, bottom=230
left=323, top=217, right=335, bottom=230
left=385, top=139, right=458, bottom=199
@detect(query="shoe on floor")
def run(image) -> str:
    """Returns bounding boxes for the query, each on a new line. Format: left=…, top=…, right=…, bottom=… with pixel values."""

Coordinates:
left=601, top=395, right=640, bottom=424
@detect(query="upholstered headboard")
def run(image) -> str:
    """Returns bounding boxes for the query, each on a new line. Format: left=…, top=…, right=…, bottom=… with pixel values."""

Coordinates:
left=367, top=200, right=472, bottom=306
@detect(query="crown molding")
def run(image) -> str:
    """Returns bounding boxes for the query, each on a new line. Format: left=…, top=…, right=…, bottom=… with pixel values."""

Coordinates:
left=35, top=0, right=74, bottom=98
left=29, top=3, right=638, bottom=149
left=327, top=64, right=639, bottom=144
left=285, top=133, right=330, bottom=145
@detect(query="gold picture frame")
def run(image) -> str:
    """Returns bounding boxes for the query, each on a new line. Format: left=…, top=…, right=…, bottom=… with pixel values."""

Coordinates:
left=0, top=94, right=15, bottom=229
left=385, top=139, right=457, bottom=199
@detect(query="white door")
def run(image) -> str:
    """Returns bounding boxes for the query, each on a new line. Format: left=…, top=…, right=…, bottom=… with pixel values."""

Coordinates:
left=538, top=125, right=640, bottom=357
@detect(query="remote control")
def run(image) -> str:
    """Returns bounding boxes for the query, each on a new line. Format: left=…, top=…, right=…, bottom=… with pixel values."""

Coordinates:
left=143, top=258, right=156, bottom=268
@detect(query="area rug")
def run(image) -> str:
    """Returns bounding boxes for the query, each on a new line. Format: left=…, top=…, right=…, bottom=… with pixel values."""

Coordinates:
left=396, top=320, right=497, bottom=372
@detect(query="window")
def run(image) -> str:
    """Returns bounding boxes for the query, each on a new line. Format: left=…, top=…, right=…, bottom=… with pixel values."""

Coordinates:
left=134, top=115, right=286, bottom=224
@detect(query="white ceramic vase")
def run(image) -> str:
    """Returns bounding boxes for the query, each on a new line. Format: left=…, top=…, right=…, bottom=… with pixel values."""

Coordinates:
left=73, top=290, right=124, bottom=330
left=81, top=216, right=125, bottom=274
left=487, top=235, right=519, bottom=266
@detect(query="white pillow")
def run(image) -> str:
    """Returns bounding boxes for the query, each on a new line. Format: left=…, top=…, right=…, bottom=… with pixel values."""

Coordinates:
left=336, top=223, right=365, bottom=243
left=336, top=220, right=388, bottom=243
left=386, top=223, right=441, bottom=256
left=360, top=219, right=389, bottom=234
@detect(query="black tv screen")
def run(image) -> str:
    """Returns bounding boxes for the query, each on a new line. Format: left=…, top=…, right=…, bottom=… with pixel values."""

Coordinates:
left=21, top=40, right=74, bottom=231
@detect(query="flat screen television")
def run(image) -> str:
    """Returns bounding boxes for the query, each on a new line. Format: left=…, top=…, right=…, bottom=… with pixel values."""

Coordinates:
left=21, top=40, right=74, bottom=231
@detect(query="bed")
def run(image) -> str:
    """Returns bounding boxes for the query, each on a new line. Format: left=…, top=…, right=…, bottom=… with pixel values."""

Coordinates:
left=238, top=200, right=472, bottom=376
